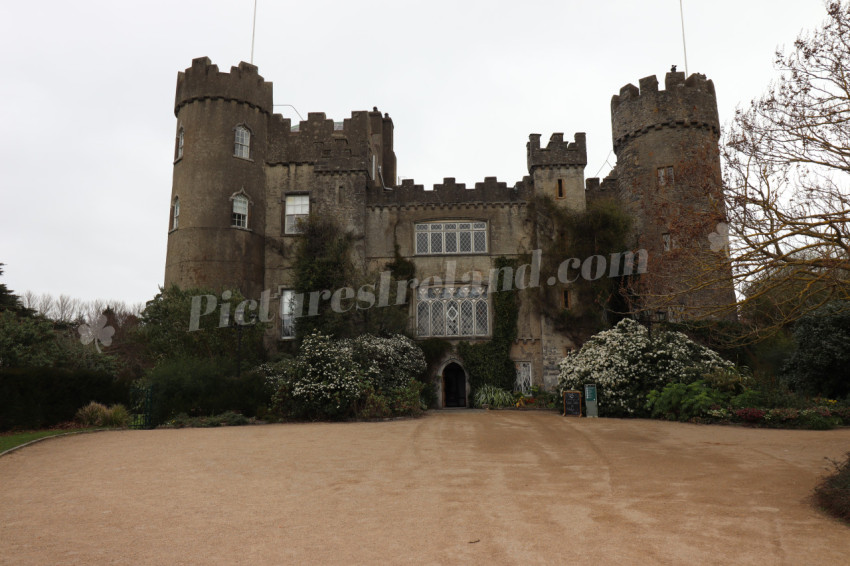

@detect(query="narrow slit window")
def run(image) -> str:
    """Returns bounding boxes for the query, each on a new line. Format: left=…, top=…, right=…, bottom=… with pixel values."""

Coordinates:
left=172, top=197, right=180, bottom=230
left=176, top=128, right=184, bottom=160
left=280, top=289, right=295, bottom=339
left=557, top=179, right=565, bottom=199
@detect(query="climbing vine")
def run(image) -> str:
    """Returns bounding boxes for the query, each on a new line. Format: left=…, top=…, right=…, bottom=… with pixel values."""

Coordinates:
left=529, top=196, right=633, bottom=337
left=458, top=256, right=519, bottom=392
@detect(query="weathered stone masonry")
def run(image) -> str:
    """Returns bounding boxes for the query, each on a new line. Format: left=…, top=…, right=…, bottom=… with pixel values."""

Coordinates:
left=164, top=57, right=735, bottom=406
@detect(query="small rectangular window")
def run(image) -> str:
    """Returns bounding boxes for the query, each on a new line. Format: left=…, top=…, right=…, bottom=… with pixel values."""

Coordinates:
left=662, top=232, right=671, bottom=252
left=557, top=179, right=565, bottom=199
left=231, top=195, right=248, bottom=229
left=285, top=195, right=309, bottom=234
left=562, top=290, right=571, bottom=309
left=657, top=166, right=674, bottom=186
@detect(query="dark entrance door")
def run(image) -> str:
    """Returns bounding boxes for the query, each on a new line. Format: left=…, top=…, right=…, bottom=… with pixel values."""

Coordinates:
left=443, top=363, right=466, bottom=407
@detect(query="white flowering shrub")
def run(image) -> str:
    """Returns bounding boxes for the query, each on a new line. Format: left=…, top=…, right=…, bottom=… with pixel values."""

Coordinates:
left=557, top=319, right=734, bottom=417
left=260, top=332, right=426, bottom=420
left=346, top=334, right=426, bottom=391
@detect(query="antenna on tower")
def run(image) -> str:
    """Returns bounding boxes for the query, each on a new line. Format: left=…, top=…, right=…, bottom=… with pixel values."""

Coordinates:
left=250, top=0, right=258, bottom=64
left=679, top=0, right=689, bottom=76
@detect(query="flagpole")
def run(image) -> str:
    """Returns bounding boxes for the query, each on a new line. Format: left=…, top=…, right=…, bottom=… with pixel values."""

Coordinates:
left=250, top=0, right=258, bottom=64
left=679, top=0, right=689, bottom=76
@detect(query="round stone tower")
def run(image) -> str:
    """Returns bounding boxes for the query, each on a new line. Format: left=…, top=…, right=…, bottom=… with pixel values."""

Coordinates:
left=610, top=71, right=735, bottom=319
left=164, top=57, right=271, bottom=299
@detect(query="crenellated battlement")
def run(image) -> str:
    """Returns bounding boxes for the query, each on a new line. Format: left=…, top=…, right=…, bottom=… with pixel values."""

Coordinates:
left=366, top=176, right=531, bottom=208
left=610, top=71, right=719, bottom=152
left=266, top=108, right=393, bottom=178
left=175, top=57, right=273, bottom=116
left=527, top=132, right=587, bottom=173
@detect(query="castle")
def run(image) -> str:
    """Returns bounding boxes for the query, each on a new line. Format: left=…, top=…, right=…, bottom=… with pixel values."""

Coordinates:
left=164, top=57, right=735, bottom=407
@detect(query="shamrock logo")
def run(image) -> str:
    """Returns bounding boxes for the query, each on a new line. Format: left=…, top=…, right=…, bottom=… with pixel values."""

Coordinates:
left=708, top=222, right=730, bottom=253
left=78, top=314, right=115, bottom=353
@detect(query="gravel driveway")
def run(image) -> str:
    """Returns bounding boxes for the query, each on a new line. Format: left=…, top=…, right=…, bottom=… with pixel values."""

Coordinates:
left=1, top=411, right=848, bottom=565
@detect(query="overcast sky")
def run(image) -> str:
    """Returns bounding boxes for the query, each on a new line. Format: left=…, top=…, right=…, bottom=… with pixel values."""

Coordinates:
left=0, top=0, right=831, bottom=308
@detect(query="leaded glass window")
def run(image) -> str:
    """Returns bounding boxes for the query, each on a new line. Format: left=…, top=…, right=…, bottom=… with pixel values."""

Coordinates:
left=414, top=221, right=487, bottom=255
left=415, top=286, right=489, bottom=337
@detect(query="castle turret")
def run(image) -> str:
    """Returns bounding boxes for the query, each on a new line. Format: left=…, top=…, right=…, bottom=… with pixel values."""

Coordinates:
left=610, top=71, right=735, bottom=319
left=527, top=132, right=587, bottom=212
left=164, top=57, right=270, bottom=299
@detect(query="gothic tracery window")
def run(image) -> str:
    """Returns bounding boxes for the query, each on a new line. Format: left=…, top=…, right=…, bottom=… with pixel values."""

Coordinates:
left=416, top=285, right=489, bottom=338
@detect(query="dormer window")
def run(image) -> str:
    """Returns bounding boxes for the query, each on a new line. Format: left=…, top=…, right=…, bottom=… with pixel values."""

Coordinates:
left=234, top=125, right=251, bottom=159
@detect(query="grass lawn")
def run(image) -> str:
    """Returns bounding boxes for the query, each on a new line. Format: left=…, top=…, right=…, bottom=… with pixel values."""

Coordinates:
left=0, top=428, right=99, bottom=454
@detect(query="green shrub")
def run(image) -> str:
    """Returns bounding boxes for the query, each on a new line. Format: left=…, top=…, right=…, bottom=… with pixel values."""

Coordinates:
left=75, top=401, right=109, bottom=426
left=473, top=384, right=515, bottom=408
left=731, top=389, right=767, bottom=409
left=558, top=319, right=735, bottom=417
left=262, top=333, right=426, bottom=421
left=167, top=411, right=249, bottom=428
left=783, top=301, right=850, bottom=399
left=646, top=381, right=728, bottom=422
left=798, top=408, right=840, bottom=430
left=142, top=356, right=268, bottom=425
left=103, top=404, right=130, bottom=427
left=814, top=452, right=850, bottom=522
left=0, top=367, right=129, bottom=431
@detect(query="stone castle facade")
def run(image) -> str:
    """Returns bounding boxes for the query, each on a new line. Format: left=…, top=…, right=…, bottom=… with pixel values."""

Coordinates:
left=164, top=57, right=735, bottom=407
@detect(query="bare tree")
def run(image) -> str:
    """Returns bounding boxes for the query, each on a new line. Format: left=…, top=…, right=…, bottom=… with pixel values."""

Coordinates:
left=722, top=1, right=850, bottom=329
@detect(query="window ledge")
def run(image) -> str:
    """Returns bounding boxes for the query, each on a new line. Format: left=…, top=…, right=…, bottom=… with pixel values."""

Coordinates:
left=231, top=226, right=253, bottom=232
left=232, top=155, right=254, bottom=163
left=173, top=156, right=183, bottom=165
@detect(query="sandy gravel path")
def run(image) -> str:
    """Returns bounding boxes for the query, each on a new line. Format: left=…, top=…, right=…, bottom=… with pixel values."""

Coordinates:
left=1, top=411, right=848, bottom=565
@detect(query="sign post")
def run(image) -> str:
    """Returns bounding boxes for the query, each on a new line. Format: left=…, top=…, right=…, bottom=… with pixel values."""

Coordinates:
left=562, top=390, right=582, bottom=417
left=584, top=384, right=598, bottom=418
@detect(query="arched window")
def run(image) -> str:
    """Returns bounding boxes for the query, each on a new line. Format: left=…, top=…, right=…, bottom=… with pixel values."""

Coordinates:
left=231, top=194, right=249, bottom=228
left=171, top=197, right=180, bottom=230
left=234, top=125, right=251, bottom=159
left=176, top=127, right=184, bottom=160
left=416, top=285, right=489, bottom=337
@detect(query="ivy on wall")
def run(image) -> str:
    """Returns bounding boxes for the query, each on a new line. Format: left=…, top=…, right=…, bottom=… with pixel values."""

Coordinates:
left=529, top=196, right=633, bottom=337
left=458, top=257, right=519, bottom=392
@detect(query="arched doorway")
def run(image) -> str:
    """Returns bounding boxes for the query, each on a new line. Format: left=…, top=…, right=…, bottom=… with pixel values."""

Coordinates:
left=443, top=362, right=467, bottom=407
